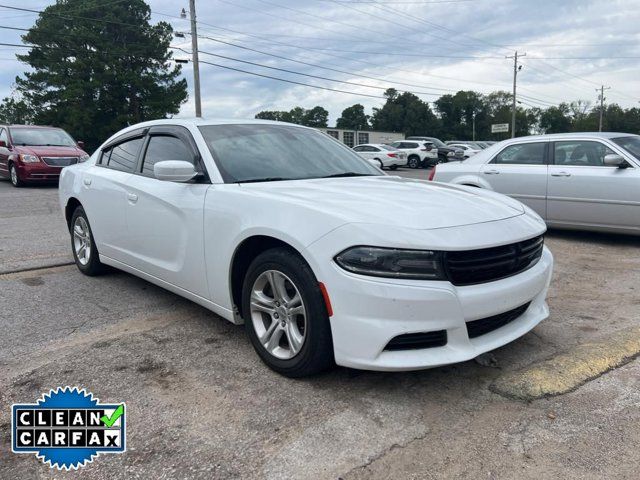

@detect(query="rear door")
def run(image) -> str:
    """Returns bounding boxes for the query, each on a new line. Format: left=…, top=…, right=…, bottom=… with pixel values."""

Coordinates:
left=123, top=126, right=211, bottom=298
left=82, top=132, right=145, bottom=261
left=479, top=141, right=549, bottom=218
left=547, top=139, right=639, bottom=230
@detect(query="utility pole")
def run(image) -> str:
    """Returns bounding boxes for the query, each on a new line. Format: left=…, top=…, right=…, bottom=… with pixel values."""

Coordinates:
left=506, top=51, right=525, bottom=138
left=188, top=0, right=202, bottom=117
left=596, top=85, right=610, bottom=132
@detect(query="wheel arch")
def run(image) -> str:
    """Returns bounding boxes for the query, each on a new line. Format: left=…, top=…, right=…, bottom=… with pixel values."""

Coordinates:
left=229, top=235, right=307, bottom=319
left=65, top=197, right=83, bottom=231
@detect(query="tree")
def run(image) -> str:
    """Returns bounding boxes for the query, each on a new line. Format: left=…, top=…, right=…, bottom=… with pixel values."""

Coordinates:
left=302, top=106, right=329, bottom=128
left=0, top=93, right=35, bottom=124
left=371, top=89, right=440, bottom=136
left=539, top=104, right=571, bottom=133
left=255, top=110, right=289, bottom=121
left=336, top=104, right=369, bottom=130
left=14, top=0, right=187, bottom=151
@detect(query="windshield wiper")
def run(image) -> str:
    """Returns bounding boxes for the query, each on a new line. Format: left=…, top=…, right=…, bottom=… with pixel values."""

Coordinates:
left=236, top=177, right=297, bottom=184
left=321, top=172, right=376, bottom=179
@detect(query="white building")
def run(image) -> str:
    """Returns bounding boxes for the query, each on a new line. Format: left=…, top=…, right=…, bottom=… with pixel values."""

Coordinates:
left=318, top=128, right=405, bottom=147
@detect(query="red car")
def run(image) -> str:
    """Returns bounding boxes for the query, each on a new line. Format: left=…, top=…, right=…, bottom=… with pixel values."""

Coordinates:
left=0, top=125, right=89, bottom=187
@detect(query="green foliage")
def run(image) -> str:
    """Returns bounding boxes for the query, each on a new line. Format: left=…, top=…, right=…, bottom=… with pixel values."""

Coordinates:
left=254, top=105, right=328, bottom=127
left=371, top=89, right=439, bottom=136
left=0, top=94, right=35, bottom=125
left=14, top=0, right=187, bottom=151
left=336, top=104, right=369, bottom=130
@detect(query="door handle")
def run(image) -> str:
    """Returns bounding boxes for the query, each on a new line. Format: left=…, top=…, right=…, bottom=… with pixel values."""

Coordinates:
left=83, top=178, right=92, bottom=186
left=127, top=193, right=138, bottom=203
left=484, top=169, right=500, bottom=175
left=551, top=171, right=571, bottom=177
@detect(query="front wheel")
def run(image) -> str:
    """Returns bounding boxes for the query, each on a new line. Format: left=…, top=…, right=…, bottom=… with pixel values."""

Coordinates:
left=70, top=206, right=106, bottom=276
left=242, top=248, right=334, bottom=377
left=9, top=163, right=23, bottom=187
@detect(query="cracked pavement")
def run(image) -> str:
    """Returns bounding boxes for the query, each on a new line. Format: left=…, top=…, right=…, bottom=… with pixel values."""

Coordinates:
left=1, top=175, right=639, bottom=479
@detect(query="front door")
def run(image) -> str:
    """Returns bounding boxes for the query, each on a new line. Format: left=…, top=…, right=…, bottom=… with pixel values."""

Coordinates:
left=547, top=140, right=640, bottom=231
left=479, top=141, right=549, bottom=219
left=123, top=128, right=211, bottom=298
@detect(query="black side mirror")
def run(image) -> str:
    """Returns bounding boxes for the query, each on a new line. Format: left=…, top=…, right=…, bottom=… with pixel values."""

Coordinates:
left=0, top=140, right=6, bottom=148
left=77, top=141, right=85, bottom=149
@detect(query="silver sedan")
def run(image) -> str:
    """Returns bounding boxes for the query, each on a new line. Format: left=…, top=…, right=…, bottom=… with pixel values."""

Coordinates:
left=432, top=132, right=640, bottom=235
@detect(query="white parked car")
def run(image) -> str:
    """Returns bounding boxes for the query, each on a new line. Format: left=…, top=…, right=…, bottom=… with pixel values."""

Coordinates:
left=352, top=143, right=407, bottom=170
left=447, top=143, right=481, bottom=157
left=432, top=132, right=640, bottom=235
left=59, top=119, right=553, bottom=377
left=389, top=140, right=439, bottom=169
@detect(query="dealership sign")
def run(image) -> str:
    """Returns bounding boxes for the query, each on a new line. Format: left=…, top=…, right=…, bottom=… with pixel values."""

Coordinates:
left=491, top=123, right=510, bottom=133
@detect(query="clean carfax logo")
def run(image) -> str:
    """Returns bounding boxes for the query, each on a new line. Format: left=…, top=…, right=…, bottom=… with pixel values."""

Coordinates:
left=11, top=387, right=126, bottom=470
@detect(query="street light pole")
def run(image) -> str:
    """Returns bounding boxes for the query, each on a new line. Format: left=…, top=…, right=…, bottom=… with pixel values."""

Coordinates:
left=189, top=0, right=202, bottom=117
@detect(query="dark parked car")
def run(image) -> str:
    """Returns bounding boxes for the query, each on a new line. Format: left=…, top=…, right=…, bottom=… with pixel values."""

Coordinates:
left=406, top=136, right=456, bottom=163
left=0, top=125, right=89, bottom=187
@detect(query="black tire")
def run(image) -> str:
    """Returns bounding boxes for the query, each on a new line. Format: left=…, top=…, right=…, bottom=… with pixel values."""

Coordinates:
left=9, top=162, right=23, bottom=187
left=70, top=205, right=106, bottom=276
left=438, top=154, right=449, bottom=164
left=389, top=165, right=398, bottom=170
left=408, top=156, right=420, bottom=169
left=242, top=247, right=334, bottom=377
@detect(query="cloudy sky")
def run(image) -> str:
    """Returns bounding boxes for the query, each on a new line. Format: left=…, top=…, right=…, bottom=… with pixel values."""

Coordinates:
left=1, top=0, right=639, bottom=124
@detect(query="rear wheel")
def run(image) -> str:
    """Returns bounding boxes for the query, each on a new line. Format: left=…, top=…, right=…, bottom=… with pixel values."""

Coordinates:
left=389, top=165, right=398, bottom=170
left=408, top=156, right=420, bottom=169
left=242, top=247, right=334, bottom=377
left=9, top=163, right=23, bottom=187
left=70, top=206, right=106, bottom=276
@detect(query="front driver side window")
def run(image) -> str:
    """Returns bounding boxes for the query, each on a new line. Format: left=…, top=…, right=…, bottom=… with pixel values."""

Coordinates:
left=493, top=142, right=546, bottom=165
left=142, top=135, right=195, bottom=177
left=554, top=141, right=615, bottom=167
left=0, top=128, right=7, bottom=145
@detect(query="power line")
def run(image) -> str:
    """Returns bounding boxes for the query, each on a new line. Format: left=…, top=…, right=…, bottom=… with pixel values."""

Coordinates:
left=178, top=46, right=445, bottom=97
left=198, top=58, right=385, bottom=99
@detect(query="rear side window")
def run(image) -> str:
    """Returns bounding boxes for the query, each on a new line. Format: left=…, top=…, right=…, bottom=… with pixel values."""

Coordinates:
left=104, top=137, right=144, bottom=172
left=492, top=142, right=546, bottom=165
left=141, top=135, right=194, bottom=177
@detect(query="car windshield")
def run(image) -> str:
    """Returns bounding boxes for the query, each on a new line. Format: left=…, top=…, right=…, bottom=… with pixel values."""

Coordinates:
left=10, top=127, right=76, bottom=147
left=611, top=136, right=640, bottom=162
left=427, top=138, right=446, bottom=148
left=199, top=124, right=382, bottom=183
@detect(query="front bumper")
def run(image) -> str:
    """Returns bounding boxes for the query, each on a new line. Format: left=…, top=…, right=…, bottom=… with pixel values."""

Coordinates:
left=16, top=162, right=63, bottom=181
left=317, top=246, right=553, bottom=371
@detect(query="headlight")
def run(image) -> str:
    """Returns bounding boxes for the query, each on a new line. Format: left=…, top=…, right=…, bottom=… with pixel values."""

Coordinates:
left=79, top=154, right=90, bottom=163
left=335, top=246, right=446, bottom=280
left=19, top=154, right=40, bottom=163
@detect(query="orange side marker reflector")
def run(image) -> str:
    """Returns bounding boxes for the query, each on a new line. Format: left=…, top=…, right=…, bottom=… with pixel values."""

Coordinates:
left=318, top=282, right=333, bottom=317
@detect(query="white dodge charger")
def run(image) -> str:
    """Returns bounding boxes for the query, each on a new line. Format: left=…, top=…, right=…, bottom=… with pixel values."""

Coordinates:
left=59, top=119, right=553, bottom=377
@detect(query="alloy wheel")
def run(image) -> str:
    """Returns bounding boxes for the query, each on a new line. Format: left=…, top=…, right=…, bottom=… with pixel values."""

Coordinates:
left=249, top=270, right=307, bottom=360
left=10, top=165, right=18, bottom=186
left=73, top=216, right=92, bottom=266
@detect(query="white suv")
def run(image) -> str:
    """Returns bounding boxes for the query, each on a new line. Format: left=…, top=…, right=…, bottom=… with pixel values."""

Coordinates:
left=390, top=140, right=438, bottom=169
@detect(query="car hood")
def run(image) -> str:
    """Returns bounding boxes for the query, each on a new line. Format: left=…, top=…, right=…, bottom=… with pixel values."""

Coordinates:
left=15, top=145, right=86, bottom=157
left=239, top=176, right=524, bottom=230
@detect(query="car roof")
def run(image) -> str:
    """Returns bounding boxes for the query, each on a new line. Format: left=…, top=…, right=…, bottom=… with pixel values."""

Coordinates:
left=504, top=132, right=637, bottom=141
left=3, top=125, right=64, bottom=130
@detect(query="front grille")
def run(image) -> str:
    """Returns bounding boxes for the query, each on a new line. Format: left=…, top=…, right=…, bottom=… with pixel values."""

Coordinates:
left=444, top=236, right=544, bottom=286
left=384, top=330, right=447, bottom=351
left=466, top=302, right=531, bottom=339
left=42, top=156, right=79, bottom=167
